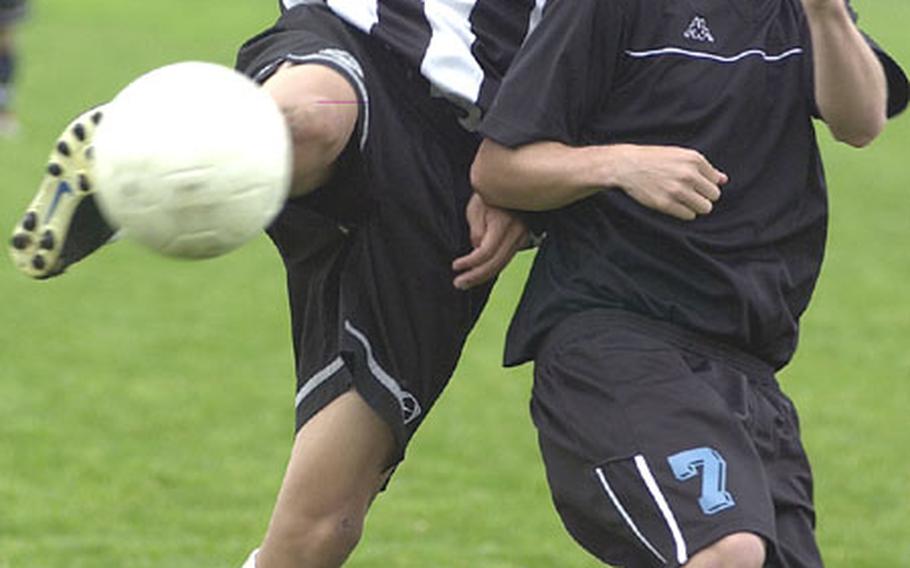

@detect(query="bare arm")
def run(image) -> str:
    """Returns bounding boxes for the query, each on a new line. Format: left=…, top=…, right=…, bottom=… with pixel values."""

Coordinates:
left=802, top=0, right=888, bottom=147
left=471, top=139, right=728, bottom=220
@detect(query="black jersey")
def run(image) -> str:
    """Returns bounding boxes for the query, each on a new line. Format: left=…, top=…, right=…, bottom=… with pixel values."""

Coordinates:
left=280, top=0, right=546, bottom=119
left=481, top=0, right=908, bottom=369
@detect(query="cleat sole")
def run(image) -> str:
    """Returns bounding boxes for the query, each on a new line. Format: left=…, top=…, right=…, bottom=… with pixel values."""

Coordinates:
left=8, top=107, right=115, bottom=279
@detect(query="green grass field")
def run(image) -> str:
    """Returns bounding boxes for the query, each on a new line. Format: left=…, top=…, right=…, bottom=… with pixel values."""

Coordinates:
left=1, top=1, right=908, bottom=566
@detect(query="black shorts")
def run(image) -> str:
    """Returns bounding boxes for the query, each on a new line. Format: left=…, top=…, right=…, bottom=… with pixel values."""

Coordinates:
left=532, top=309, right=822, bottom=568
left=234, top=5, right=492, bottom=465
left=0, top=0, right=26, bottom=24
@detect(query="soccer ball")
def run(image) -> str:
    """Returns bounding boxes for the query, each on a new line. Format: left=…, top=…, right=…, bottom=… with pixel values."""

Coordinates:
left=92, top=61, right=291, bottom=259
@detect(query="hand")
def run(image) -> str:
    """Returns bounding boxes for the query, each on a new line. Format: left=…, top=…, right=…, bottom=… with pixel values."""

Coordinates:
left=452, top=193, right=528, bottom=290
left=607, top=144, right=728, bottom=221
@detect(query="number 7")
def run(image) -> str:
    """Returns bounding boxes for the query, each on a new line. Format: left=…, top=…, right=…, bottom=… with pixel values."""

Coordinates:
left=667, top=447, right=736, bottom=515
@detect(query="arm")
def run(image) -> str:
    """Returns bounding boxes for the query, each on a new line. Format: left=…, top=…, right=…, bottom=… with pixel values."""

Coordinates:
left=471, top=139, right=727, bottom=220
left=802, top=0, right=888, bottom=147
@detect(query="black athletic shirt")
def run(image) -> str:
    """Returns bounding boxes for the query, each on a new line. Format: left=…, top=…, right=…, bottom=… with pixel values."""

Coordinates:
left=481, top=0, right=908, bottom=369
left=280, top=0, right=548, bottom=122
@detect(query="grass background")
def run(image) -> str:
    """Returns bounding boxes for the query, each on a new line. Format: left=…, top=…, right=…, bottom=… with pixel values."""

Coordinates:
left=0, top=1, right=907, bottom=566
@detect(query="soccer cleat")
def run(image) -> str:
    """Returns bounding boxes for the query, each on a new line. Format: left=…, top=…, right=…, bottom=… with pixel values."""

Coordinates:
left=9, top=107, right=117, bottom=279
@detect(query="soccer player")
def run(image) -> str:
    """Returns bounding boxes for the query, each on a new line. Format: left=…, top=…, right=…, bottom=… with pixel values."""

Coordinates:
left=10, top=1, right=532, bottom=567
left=0, top=0, right=26, bottom=135
left=472, top=0, right=908, bottom=566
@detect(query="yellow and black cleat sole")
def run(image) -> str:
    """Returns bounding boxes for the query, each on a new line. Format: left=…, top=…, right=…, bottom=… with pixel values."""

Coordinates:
left=9, top=107, right=116, bottom=279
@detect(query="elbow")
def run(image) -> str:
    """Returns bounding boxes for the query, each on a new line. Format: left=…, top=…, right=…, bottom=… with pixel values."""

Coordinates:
left=470, top=144, right=526, bottom=209
left=828, top=106, right=888, bottom=148
left=469, top=156, right=499, bottom=204
left=830, top=118, right=885, bottom=148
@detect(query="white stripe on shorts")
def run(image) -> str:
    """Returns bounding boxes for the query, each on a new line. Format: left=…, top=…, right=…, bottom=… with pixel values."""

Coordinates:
left=634, top=454, right=689, bottom=565
left=594, top=466, right=668, bottom=564
left=343, top=320, right=423, bottom=424
left=296, top=356, right=346, bottom=408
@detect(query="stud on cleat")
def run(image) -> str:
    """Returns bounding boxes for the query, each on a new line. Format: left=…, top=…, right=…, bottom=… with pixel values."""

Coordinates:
left=40, top=230, right=55, bottom=250
left=9, top=105, right=116, bottom=279
left=11, top=234, right=30, bottom=250
left=23, top=212, right=37, bottom=231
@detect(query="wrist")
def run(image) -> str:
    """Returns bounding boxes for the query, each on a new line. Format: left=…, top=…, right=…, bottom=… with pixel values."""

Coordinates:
left=589, top=144, right=629, bottom=189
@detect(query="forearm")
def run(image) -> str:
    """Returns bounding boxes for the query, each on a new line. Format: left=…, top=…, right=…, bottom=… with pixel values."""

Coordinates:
left=804, top=0, right=887, bottom=146
left=471, top=139, right=612, bottom=211
left=472, top=139, right=728, bottom=219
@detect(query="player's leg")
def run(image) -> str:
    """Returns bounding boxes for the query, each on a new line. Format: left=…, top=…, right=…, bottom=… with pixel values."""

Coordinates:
left=8, top=61, right=356, bottom=279
left=260, top=63, right=358, bottom=198
left=253, top=390, right=395, bottom=568
left=530, top=312, right=781, bottom=567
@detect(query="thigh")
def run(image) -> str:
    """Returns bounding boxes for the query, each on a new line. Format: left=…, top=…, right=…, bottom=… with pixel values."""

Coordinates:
left=532, top=324, right=777, bottom=567
left=261, top=63, right=360, bottom=197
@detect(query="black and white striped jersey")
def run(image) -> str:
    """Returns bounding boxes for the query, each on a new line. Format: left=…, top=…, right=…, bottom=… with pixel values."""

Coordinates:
left=280, top=0, right=547, bottom=116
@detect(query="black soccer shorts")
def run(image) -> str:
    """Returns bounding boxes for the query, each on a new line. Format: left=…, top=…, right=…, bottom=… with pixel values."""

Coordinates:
left=532, top=309, right=823, bottom=568
left=234, top=4, right=492, bottom=466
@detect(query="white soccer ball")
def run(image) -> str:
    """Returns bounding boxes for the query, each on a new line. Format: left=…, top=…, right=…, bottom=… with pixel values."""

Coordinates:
left=93, top=61, right=291, bottom=259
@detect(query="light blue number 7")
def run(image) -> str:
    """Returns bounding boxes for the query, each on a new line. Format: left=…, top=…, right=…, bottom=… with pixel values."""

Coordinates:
left=667, top=447, right=736, bottom=515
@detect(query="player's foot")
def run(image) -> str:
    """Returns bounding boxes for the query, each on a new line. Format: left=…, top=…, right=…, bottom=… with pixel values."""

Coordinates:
left=9, top=107, right=117, bottom=279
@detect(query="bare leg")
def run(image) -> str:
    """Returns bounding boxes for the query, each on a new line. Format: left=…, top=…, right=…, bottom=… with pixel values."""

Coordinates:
left=250, top=65, right=385, bottom=567
left=260, top=64, right=359, bottom=198
left=256, top=390, right=396, bottom=568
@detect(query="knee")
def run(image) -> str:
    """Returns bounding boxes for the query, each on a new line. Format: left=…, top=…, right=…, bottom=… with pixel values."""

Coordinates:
left=263, top=64, right=358, bottom=159
left=686, top=532, right=766, bottom=568
left=265, top=509, right=366, bottom=567
left=286, top=97, right=354, bottom=159
left=300, top=510, right=365, bottom=558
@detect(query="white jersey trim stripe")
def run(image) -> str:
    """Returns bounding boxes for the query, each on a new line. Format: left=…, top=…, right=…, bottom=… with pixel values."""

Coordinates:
left=420, top=0, right=485, bottom=104
left=626, top=46, right=803, bottom=64
left=594, top=467, right=668, bottom=564
left=315, top=0, right=381, bottom=32
left=634, top=455, right=689, bottom=565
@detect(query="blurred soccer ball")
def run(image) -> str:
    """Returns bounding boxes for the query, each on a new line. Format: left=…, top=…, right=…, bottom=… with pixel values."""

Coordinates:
left=93, top=61, right=291, bottom=259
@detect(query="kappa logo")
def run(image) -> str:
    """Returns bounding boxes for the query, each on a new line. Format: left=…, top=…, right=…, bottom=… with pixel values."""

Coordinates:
left=683, top=16, right=715, bottom=43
